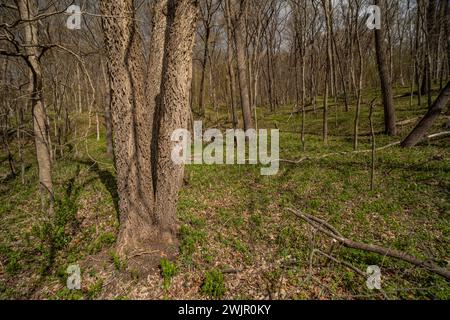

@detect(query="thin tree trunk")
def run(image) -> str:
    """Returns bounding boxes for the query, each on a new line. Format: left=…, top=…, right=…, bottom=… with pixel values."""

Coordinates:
left=17, top=0, right=54, bottom=214
left=322, top=0, right=332, bottom=144
left=198, top=26, right=210, bottom=116
left=354, top=7, right=363, bottom=151
left=232, top=0, right=254, bottom=131
left=225, top=0, right=238, bottom=129
left=374, top=0, right=397, bottom=135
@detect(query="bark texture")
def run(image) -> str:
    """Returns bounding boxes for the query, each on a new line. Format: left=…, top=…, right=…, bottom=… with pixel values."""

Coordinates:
left=153, top=0, right=198, bottom=245
left=101, top=0, right=198, bottom=257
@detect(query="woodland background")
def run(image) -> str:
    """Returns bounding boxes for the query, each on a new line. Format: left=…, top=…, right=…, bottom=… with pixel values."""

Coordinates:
left=0, top=0, right=449, bottom=299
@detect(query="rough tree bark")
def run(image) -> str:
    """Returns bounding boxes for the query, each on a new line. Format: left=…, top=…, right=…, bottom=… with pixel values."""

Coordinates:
left=101, top=0, right=154, bottom=255
left=374, top=0, right=397, bottom=136
left=101, top=59, right=114, bottom=158
left=152, top=0, right=198, bottom=248
left=101, top=0, right=198, bottom=257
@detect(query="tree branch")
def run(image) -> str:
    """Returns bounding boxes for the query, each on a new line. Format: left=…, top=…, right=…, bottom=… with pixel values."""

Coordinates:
left=287, top=208, right=450, bottom=280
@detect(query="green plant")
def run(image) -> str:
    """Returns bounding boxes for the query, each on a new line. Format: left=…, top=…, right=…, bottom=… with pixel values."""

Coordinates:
left=160, top=258, right=177, bottom=290
left=88, top=232, right=116, bottom=254
left=179, top=225, right=206, bottom=261
left=110, top=252, right=127, bottom=271
left=87, top=279, right=103, bottom=299
left=5, top=251, right=21, bottom=275
left=201, top=269, right=226, bottom=299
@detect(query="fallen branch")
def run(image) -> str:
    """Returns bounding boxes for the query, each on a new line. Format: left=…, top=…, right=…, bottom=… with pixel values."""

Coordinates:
left=287, top=208, right=450, bottom=280
left=312, top=249, right=366, bottom=278
left=426, top=131, right=450, bottom=140
left=396, top=117, right=420, bottom=127
left=221, top=268, right=242, bottom=274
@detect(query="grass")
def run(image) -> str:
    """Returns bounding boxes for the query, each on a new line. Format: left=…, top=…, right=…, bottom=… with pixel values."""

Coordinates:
left=160, top=258, right=177, bottom=290
left=0, top=86, right=449, bottom=299
left=201, top=269, right=226, bottom=299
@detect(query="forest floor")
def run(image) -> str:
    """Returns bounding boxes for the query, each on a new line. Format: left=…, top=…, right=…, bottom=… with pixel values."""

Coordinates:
left=1, top=86, right=449, bottom=300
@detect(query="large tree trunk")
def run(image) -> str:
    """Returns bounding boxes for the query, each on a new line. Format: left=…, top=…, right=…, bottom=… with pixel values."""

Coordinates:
left=401, top=81, right=450, bottom=148
left=101, top=0, right=155, bottom=255
left=232, top=0, right=254, bottom=131
left=101, top=0, right=198, bottom=257
left=374, top=0, right=397, bottom=136
left=17, top=0, right=54, bottom=213
left=152, top=0, right=198, bottom=247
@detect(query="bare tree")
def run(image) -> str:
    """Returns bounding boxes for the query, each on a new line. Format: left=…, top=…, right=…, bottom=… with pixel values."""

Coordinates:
left=231, top=0, right=254, bottom=131
left=322, top=0, right=333, bottom=144
left=198, top=0, right=220, bottom=116
left=17, top=0, right=54, bottom=213
left=224, top=0, right=238, bottom=129
left=374, top=0, right=397, bottom=136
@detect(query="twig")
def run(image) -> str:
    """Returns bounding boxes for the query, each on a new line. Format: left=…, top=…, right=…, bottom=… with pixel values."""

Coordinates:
left=129, top=250, right=159, bottom=259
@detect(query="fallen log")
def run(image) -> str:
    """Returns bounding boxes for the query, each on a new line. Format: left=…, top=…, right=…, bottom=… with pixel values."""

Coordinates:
left=287, top=208, right=450, bottom=280
left=402, top=81, right=450, bottom=147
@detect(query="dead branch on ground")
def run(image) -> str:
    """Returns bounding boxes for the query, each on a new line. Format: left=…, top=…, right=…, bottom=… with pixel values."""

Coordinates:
left=287, top=208, right=450, bottom=280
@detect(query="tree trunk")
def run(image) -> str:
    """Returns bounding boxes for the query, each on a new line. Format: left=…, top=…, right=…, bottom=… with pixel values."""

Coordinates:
left=198, top=25, right=210, bottom=116
left=374, top=0, right=397, bottom=136
left=101, top=0, right=198, bottom=257
left=101, top=0, right=155, bottom=255
left=401, top=81, right=450, bottom=148
left=322, top=0, right=332, bottom=144
left=445, top=0, right=450, bottom=78
left=17, top=0, right=54, bottom=214
left=101, top=59, right=114, bottom=158
left=232, top=0, right=254, bottom=131
left=153, top=0, right=198, bottom=248
left=225, top=0, right=238, bottom=129
left=354, top=6, right=364, bottom=151
left=421, top=0, right=436, bottom=103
